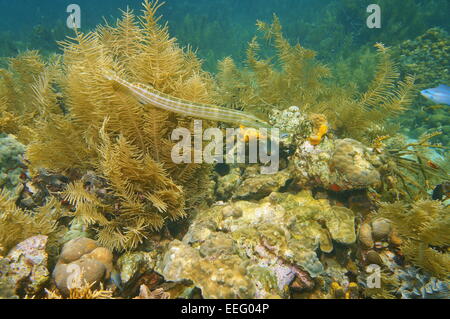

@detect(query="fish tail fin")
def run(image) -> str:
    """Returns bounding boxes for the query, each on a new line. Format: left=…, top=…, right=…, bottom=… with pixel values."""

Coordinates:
left=437, top=84, right=450, bottom=91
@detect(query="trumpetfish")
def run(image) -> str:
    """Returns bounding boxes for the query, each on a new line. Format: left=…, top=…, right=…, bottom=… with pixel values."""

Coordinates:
left=104, top=72, right=271, bottom=129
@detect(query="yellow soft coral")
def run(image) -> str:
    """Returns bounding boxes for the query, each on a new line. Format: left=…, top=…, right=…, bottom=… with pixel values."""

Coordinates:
left=308, top=114, right=328, bottom=145
left=239, top=125, right=267, bottom=142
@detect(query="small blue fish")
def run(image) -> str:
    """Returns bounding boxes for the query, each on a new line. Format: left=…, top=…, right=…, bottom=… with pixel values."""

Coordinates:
left=110, top=269, right=123, bottom=292
left=420, top=85, right=450, bottom=106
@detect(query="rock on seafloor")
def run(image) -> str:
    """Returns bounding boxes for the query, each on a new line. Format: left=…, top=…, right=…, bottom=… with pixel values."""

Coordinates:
left=358, top=223, right=374, bottom=249
left=0, top=235, right=49, bottom=297
left=293, top=137, right=382, bottom=191
left=215, top=167, right=241, bottom=201
left=117, top=251, right=159, bottom=287
left=157, top=239, right=255, bottom=299
left=52, top=237, right=113, bottom=296
left=232, top=166, right=292, bottom=201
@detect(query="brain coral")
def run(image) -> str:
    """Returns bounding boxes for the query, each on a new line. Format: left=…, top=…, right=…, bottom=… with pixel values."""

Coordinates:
left=52, top=237, right=113, bottom=296
left=329, top=139, right=381, bottom=190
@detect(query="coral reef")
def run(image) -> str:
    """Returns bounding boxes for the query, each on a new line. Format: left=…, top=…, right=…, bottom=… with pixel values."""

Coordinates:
left=158, top=239, right=256, bottom=298
left=330, top=281, right=359, bottom=299
left=269, top=106, right=313, bottom=146
left=0, top=0, right=449, bottom=300
left=292, top=136, right=382, bottom=191
left=215, top=167, right=241, bottom=201
left=155, top=190, right=357, bottom=298
left=0, top=187, right=61, bottom=256
left=229, top=104, right=444, bottom=203
left=370, top=133, right=447, bottom=201
left=396, top=266, right=449, bottom=299
left=328, top=139, right=381, bottom=190
left=308, top=114, right=329, bottom=146
left=117, top=250, right=160, bottom=290
left=376, top=200, right=449, bottom=279
left=359, top=250, right=449, bottom=299
left=0, top=256, right=17, bottom=298
left=358, top=218, right=401, bottom=251
left=0, top=134, right=25, bottom=192
left=0, top=235, right=49, bottom=297
left=230, top=166, right=292, bottom=201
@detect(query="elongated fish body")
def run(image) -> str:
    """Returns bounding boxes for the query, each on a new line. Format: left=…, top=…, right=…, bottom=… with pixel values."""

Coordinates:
left=105, top=72, right=271, bottom=129
left=420, top=85, right=450, bottom=106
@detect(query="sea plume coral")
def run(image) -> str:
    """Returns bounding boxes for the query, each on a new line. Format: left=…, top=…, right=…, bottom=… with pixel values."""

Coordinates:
left=374, top=132, right=448, bottom=201
left=215, top=16, right=415, bottom=144
left=330, top=43, right=415, bottom=141
left=0, top=187, right=62, bottom=254
left=44, top=282, right=113, bottom=299
left=215, top=14, right=330, bottom=120
left=376, top=200, right=450, bottom=279
left=0, top=51, right=62, bottom=143
left=20, top=0, right=213, bottom=251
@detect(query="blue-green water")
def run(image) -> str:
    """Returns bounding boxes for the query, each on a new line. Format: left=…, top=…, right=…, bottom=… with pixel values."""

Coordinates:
left=0, top=1, right=449, bottom=300
left=1, top=0, right=449, bottom=71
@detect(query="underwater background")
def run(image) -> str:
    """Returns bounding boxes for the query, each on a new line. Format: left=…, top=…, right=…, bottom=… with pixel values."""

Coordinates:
left=1, top=0, right=449, bottom=68
left=0, top=0, right=449, bottom=299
